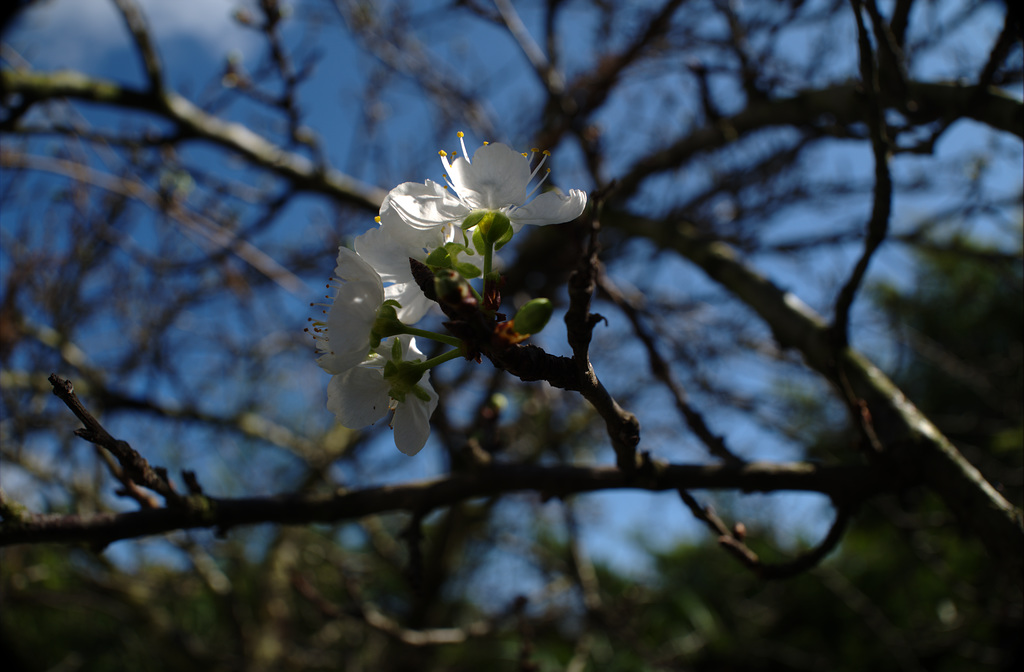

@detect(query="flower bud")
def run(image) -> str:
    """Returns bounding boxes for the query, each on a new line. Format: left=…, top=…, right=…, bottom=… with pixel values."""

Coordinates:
left=434, top=269, right=478, bottom=311
left=511, top=298, right=553, bottom=336
left=469, top=211, right=513, bottom=254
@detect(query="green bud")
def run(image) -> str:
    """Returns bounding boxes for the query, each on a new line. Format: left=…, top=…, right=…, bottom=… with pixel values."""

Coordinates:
left=478, top=211, right=511, bottom=245
left=471, top=225, right=487, bottom=256
left=465, top=210, right=512, bottom=252
left=511, top=298, right=553, bottom=336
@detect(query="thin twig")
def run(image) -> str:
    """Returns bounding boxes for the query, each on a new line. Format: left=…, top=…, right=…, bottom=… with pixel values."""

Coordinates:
left=679, top=489, right=854, bottom=579
left=47, top=373, right=180, bottom=504
left=831, top=0, right=893, bottom=347
left=293, top=572, right=494, bottom=646
left=599, top=273, right=744, bottom=465
left=112, top=0, right=163, bottom=92
left=564, top=201, right=640, bottom=471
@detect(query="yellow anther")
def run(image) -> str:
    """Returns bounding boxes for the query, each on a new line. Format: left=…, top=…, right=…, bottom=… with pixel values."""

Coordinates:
left=457, top=131, right=464, bottom=138
left=531, top=147, right=540, bottom=153
left=521, top=152, right=528, bottom=157
left=483, top=141, right=489, bottom=145
left=542, top=150, right=551, bottom=156
left=439, top=150, right=448, bottom=157
left=374, top=216, right=381, bottom=223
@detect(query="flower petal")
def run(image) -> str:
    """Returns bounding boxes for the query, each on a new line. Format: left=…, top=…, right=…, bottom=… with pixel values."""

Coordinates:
left=392, top=379, right=438, bottom=455
left=387, top=180, right=468, bottom=230
left=326, top=361, right=389, bottom=428
left=448, top=143, right=530, bottom=210
left=511, top=189, right=587, bottom=229
left=316, top=247, right=384, bottom=374
left=355, top=210, right=449, bottom=323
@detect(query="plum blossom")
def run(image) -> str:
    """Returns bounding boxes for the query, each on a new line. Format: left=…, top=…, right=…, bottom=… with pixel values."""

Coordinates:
left=326, top=335, right=438, bottom=455
left=387, top=134, right=587, bottom=234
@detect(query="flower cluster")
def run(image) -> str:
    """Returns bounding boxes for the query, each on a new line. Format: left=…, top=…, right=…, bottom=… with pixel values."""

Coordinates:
left=309, top=133, right=587, bottom=455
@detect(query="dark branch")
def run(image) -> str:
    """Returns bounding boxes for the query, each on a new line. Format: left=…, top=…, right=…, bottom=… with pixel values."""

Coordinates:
left=831, top=0, right=894, bottom=346
left=0, top=461, right=885, bottom=548
left=47, top=373, right=180, bottom=504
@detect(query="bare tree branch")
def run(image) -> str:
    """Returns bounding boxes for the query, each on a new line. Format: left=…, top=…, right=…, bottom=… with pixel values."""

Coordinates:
left=0, top=460, right=884, bottom=548
left=609, top=213, right=1024, bottom=577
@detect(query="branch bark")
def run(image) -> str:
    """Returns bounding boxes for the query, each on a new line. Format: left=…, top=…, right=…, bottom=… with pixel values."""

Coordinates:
left=0, top=461, right=883, bottom=548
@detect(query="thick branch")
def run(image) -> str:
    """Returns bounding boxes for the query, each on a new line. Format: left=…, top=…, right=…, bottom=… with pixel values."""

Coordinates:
left=1, top=69, right=386, bottom=210
left=0, top=461, right=884, bottom=548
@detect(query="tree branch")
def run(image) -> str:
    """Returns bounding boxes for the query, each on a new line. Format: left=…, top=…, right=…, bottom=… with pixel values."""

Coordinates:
left=47, top=374, right=180, bottom=504
left=609, top=81, right=1023, bottom=203
left=564, top=208, right=640, bottom=471
left=1, top=69, right=386, bottom=210
left=832, top=0, right=894, bottom=345
left=608, top=213, right=1024, bottom=578
left=0, top=461, right=884, bottom=548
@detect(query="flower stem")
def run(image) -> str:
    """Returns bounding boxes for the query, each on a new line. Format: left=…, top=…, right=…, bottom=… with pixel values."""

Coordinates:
left=401, top=326, right=463, bottom=348
left=483, top=241, right=494, bottom=278
left=419, top=347, right=465, bottom=370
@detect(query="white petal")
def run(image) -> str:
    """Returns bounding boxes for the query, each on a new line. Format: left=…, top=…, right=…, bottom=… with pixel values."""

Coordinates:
left=355, top=211, right=447, bottom=324
left=326, top=363, right=389, bottom=428
left=385, top=283, right=434, bottom=323
left=511, top=189, right=588, bottom=229
left=316, top=247, right=384, bottom=374
left=354, top=225, right=410, bottom=282
left=387, top=180, right=468, bottom=230
left=398, top=335, right=427, bottom=360
left=392, top=379, right=438, bottom=456
left=448, top=143, right=530, bottom=210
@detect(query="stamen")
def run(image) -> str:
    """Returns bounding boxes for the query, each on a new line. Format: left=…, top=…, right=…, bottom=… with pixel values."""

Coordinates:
left=528, top=149, right=549, bottom=182
left=457, top=131, right=468, bottom=159
left=525, top=167, right=552, bottom=201
left=438, top=149, right=453, bottom=175
left=442, top=172, right=457, bottom=193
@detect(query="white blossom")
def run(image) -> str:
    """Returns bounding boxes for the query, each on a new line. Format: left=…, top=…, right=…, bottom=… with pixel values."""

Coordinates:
left=387, top=136, right=587, bottom=234
left=326, top=336, right=438, bottom=455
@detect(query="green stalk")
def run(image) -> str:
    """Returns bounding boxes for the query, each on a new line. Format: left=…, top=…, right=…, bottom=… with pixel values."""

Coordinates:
left=400, top=326, right=464, bottom=348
